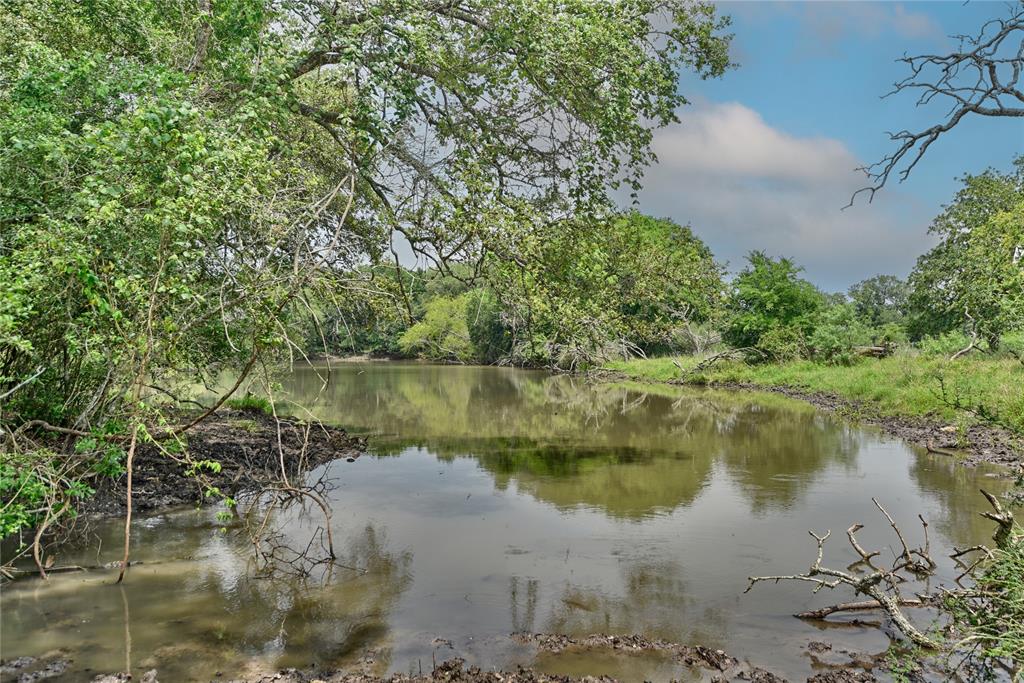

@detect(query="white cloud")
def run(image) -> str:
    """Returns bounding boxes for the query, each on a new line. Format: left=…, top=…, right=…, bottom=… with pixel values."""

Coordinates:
left=652, top=102, right=856, bottom=183
left=629, top=101, right=935, bottom=291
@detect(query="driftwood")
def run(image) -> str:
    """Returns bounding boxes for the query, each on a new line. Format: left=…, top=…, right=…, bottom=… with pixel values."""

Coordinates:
left=747, top=491, right=1017, bottom=652
left=746, top=499, right=940, bottom=648
left=796, top=598, right=931, bottom=620
left=854, top=345, right=895, bottom=358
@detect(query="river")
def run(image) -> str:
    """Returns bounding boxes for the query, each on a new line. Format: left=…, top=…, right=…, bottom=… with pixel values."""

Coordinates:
left=1, top=363, right=1009, bottom=681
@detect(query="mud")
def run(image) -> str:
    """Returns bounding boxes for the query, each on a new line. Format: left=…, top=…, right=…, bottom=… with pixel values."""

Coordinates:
left=0, top=636, right=899, bottom=683
left=80, top=409, right=366, bottom=517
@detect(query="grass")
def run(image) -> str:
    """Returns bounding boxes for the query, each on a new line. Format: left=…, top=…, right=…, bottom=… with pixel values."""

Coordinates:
left=224, top=395, right=273, bottom=414
left=604, top=352, right=1024, bottom=435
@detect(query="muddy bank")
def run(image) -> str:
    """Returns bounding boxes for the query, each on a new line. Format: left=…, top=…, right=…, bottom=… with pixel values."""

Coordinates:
left=2, top=636, right=880, bottom=682
left=708, top=381, right=1021, bottom=469
left=81, top=409, right=366, bottom=517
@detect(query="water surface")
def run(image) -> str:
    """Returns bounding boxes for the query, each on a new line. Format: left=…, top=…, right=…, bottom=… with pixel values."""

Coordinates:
left=2, top=363, right=1009, bottom=681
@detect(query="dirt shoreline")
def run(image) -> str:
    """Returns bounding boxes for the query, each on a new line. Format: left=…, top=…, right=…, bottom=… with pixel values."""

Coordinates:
left=80, top=409, right=366, bottom=517
left=2, top=634, right=886, bottom=682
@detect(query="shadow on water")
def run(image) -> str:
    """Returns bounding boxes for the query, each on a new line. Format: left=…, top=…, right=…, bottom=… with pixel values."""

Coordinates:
left=1, top=362, right=1012, bottom=681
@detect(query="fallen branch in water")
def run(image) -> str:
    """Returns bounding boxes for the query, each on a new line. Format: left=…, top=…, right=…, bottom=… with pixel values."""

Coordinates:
left=746, top=500, right=940, bottom=649
left=796, top=597, right=932, bottom=620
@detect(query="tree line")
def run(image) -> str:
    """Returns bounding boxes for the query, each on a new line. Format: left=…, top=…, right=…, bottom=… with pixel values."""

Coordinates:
left=313, top=157, right=1023, bottom=369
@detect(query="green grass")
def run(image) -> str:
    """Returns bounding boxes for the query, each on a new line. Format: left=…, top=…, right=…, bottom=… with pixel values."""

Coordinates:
left=224, top=395, right=273, bottom=414
left=604, top=352, right=1024, bottom=435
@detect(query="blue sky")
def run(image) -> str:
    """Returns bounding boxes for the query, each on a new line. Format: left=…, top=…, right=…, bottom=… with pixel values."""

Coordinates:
left=633, top=0, right=1024, bottom=291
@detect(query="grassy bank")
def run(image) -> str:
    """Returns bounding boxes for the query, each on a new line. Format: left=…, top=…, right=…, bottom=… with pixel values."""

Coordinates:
left=604, top=353, right=1024, bottom=436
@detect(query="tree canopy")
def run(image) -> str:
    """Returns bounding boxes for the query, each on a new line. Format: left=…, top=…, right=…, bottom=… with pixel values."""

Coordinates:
left=906, top=157, right=1024, bottom=345
left=0, top=0, right=733, bottom=545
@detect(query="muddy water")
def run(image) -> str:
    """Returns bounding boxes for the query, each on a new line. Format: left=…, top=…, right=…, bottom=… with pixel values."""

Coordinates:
left=1, top=363, right=1011, bottom=681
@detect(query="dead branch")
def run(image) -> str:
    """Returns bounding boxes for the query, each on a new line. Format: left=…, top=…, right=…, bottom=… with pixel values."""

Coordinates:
left=851, top=3, right=1024, bottom=204
left=746, top=504, right=941, bottom=649
left=796, top=597, right=931, bottom=620
left=979, top=489, right=1015, bottom=550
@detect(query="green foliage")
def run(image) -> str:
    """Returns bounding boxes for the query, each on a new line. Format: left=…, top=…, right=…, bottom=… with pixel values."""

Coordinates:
left=808, top=303, right=873, bottom=365
left=907, top=157, right=1024, bottom=344
left=848, top=275, right=908, bottom=327
left=723, top=252, right=823, bottom=356
left=491, top=212, right=725, bottom=367
left=919, top=331, right=977, bottom=358
left=756, top=325, right=807, bottom=362
left=946, top=533, right=1024, bottom=674
left=398, top=295, right=474, bottom=363
left=0, top=450, right=93, bottom=539
left=873, top=322, right=909, bottom=347
left=465, top=289, right=512, bottom=364
left=76, top=437, right=127, bottom=478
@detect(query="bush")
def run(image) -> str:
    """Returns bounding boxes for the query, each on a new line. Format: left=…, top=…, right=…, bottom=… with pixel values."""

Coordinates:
left=398, top=295, right=474, bottom=362
left=873, top=322, right=909, bottom=347
left=809, top=304, right=872, bottom=365
left=947, top=533, right=1024, bottom=675
left=919, top=330, right=977, bottom=357
left=757, top=324, right=808, bottom=362
left=724, top=252, right=823, bottom=355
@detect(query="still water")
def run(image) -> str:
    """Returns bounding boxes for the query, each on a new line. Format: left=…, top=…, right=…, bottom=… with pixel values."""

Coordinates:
left=1, top=363, right=1010, bottom=681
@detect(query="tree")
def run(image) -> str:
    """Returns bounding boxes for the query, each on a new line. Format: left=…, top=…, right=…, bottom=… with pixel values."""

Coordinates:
left=848, top=275, right=908, bottom=327
left=906, top=157, right=1024, bottom=345
left=723, top=252, right=823, bottom=357
left=489, top=212, right=725, bottom=367
left=854, top=2, right=1024, bottom=203
left=0, top=0, right=734, bottom=556
left=398, top=294, right=474, bottom=362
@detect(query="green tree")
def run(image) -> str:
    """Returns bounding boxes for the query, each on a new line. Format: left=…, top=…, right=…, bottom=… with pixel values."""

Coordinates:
left=808, top=303, right=872, bottom=365
left=489, top=212, right=725, bottom=367
left=848, top=275, right=908, bottom=327
left=465, top=289, right=512, bottom=364
left=398, top=294, right=473, bottom=362
left=906, top=158, right=1024, bottom=346
left=0, top=0, right=733, bottom=548
left=723, top=252, right=823, bottom=357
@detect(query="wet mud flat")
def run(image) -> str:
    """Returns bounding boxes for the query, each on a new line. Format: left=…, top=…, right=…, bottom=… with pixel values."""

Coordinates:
left=81, top=409, right=366, bottom=517
left=0, top=635, right=889, bottom=683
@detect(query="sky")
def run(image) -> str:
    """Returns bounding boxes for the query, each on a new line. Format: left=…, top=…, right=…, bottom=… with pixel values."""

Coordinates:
left=630, top=0, right=1024, bottom=292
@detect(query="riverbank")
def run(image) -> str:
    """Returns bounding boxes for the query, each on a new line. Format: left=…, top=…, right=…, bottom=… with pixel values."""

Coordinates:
left=602, top=354, right=1023, bottom=468
left=3, top=634, right=883, bottom=682
left=81, top=409, right=366, bottom=517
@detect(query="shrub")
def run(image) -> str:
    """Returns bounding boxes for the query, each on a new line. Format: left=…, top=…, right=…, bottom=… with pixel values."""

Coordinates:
left=398, top=295, right=474, bottom=362
left=757, top=324, right=808, bottom=362
left=724, top=252, right=823, bottom=355
left=919, top=330, right=976, bottom=357
left=873, top=322, right=909, bottom=347
left=809, top=304, right=872, bottom=365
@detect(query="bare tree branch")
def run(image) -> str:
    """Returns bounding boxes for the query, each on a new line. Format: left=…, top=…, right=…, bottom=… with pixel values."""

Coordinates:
left=851, top=2, right=1024, bottom=205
